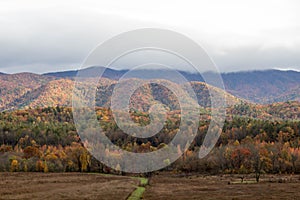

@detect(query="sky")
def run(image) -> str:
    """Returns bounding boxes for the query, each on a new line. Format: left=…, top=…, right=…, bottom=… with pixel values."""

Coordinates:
left=0, top=0, right=300, bottom=73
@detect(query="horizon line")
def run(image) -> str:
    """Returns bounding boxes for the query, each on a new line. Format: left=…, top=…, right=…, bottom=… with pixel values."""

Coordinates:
left=1, top=66, right=300, bottom=75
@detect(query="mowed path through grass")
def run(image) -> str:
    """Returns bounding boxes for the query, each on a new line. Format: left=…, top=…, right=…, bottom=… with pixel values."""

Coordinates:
left=0, top=173, right=140, bottom=200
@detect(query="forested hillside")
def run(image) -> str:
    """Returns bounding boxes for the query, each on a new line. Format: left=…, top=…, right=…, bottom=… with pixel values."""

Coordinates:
left=1, top=69, right=300, bottom=112
left=0, top=68, right=300, bottom=178
left=0, top=106, right=299, bottom=178
left=44, top=67, right=300, bottom=104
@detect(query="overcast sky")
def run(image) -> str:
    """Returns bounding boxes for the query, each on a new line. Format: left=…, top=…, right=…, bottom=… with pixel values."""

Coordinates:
left=0, top=0, right=300, bottom=73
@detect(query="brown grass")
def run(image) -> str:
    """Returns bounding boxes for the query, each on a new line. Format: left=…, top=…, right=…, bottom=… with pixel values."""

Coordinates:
left=0, top=172, right=139, bottom=200
left=144, top=173, right=300, bottom=200
left=1, top=172, right=300, bottom=200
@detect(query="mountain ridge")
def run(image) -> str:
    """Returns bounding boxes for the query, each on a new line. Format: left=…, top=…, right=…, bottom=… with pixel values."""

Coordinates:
left=0, top=68, right=299, bottom=112
left=42, top=67, right=300, bottom=104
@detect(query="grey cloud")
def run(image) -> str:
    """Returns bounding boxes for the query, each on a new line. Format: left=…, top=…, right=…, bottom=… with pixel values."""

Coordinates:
left=0, top=6, right=300, bottom=73
left=211, top=45, right=300, bottom=72
left=0, top=9, right=148, bottom=73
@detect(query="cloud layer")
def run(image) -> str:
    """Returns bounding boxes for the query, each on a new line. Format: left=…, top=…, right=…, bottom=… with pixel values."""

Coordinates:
left=0, top=0, right=300, bottom=73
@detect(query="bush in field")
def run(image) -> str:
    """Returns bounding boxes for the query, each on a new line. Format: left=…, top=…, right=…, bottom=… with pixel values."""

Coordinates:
left=10, top=158, right=19, bottom=172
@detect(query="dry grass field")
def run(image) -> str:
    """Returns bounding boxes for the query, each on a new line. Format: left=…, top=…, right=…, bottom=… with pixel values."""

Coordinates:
left=1, top=173, right=300, bottom=200
left=144, top=173, right=300, bottom=200
left=0, top=173, right=139, bottom=200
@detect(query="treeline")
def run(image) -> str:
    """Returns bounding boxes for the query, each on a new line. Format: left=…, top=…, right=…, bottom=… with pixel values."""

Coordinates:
left=0, top=106, right=299, bottom=178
